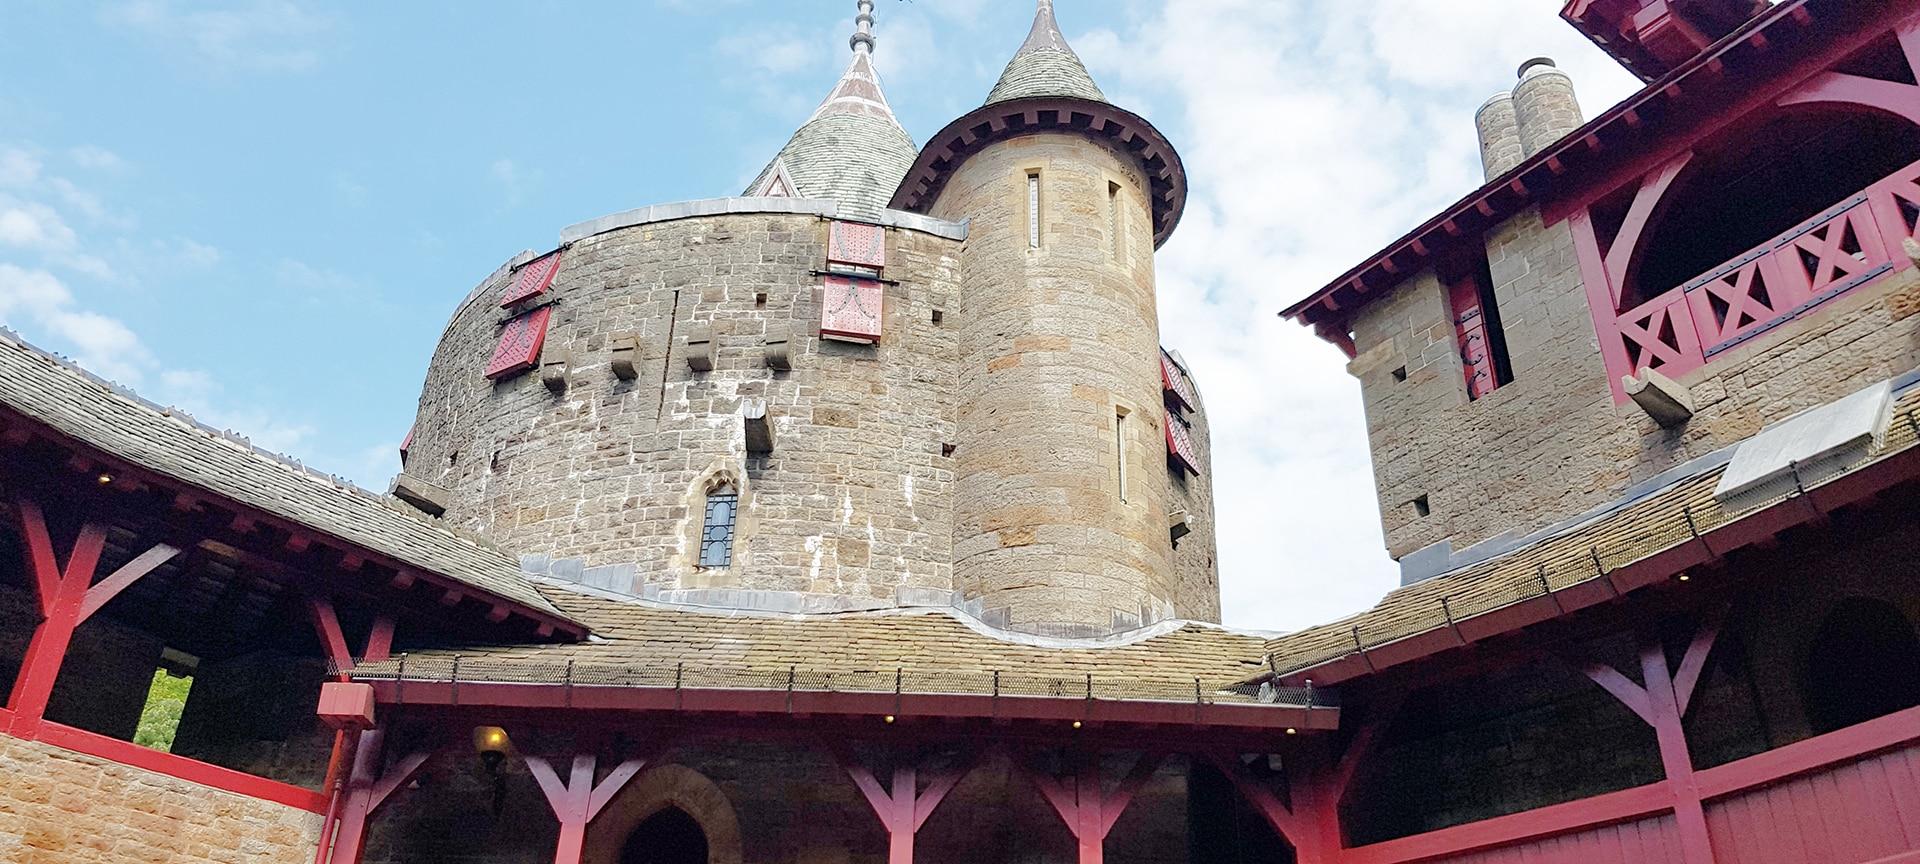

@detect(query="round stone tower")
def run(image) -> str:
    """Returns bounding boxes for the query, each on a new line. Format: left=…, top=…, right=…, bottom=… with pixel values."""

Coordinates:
left=398, top=1, right=1215, bottom=634
left=894, top=0, right=1198, bottom=637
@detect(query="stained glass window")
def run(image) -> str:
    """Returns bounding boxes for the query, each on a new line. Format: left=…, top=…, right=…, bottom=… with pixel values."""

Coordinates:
left=699, top=485, right=738, bottom=568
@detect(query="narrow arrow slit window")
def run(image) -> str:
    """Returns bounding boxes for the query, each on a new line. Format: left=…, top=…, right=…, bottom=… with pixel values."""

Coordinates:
left=1028, top=171, right=1042, bottom=248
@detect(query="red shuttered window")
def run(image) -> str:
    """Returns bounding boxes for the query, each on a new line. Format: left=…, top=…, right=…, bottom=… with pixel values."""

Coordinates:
left=1165, top=410, right=1201, bottom=474
left=486, top=307, right=552, bottom=380
left=828, top=221, right=885, bottom=270
left=499, top=252, right=562, bottom=307
left=1161, top=351, right=1197, bottom=411
left=820, top=276, right=883, bottom=343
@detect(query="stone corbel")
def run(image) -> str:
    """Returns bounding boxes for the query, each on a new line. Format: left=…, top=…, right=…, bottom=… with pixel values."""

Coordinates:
left=610, top=333, right=641, bottom=380
left=765, top=322, right=792, bottom=371
left=1622, top=368, right=1694, bottom=427
left=686, top=323, right=716, bottom=372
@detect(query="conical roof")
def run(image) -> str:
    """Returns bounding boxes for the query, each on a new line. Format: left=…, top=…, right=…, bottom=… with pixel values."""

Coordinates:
left=745, top=1, right=918, bottom=222
left=984, top=0, right=1107, bottom=106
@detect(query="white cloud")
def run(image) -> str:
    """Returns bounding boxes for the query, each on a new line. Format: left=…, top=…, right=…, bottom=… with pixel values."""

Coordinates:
left=100, top=0, right=329, bottom=73
left=68, top=146, right=128, bottom=172
left=0, top=264, right=153, bottom=383
left=0, top=149, right=42, bottom=187
left=490, top=159, right=542, bottom=209
left=1083, top=0, right=1645, bottom=632
left=0, top=199, right=79, bottom=252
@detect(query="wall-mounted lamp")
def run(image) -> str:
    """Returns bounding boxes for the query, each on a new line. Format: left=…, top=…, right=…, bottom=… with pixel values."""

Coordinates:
left=473, top=726, right=511, bottom=816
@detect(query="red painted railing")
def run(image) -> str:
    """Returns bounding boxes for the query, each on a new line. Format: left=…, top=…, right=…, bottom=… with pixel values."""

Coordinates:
left=1338, top=702, right=1920, bottom=864
left=1606, top=157, right=1920, bottom=384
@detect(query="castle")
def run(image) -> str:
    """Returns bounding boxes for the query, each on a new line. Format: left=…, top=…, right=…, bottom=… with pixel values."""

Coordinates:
left=1, top=0, right=1919, bottom=862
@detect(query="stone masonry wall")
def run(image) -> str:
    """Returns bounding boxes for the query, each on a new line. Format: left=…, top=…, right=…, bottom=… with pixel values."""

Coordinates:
left=1168, top=373, right=1220, bottom=624
left=409, top=213, right=962, bottom=605
left=1350, top=205, right=1920, bottom=560
left=929, top=134, right=1191, bottom=635
left=0, top=732, right=322, bottom=863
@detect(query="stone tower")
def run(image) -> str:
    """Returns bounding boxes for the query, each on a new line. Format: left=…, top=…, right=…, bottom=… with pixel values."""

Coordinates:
left=916, top=0, right=1196, bottom=636
left=397, top=0, right=1215, bottom=636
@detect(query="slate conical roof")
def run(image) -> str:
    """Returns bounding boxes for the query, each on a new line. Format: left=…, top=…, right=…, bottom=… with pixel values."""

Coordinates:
left=984, top=0, right=1107, bottom=106
left=744, top=1, right=918, bottom=222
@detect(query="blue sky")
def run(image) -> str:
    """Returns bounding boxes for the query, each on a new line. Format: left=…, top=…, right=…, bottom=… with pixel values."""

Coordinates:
left=0, top=0, right=1644, bottom=631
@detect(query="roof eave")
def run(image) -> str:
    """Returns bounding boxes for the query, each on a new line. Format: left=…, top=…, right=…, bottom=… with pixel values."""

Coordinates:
left=1280, top=0, right=1822, bottom=329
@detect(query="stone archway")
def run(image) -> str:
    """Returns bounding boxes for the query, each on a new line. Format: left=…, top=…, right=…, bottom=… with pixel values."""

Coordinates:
left=584, top=764, right=743, bottom=864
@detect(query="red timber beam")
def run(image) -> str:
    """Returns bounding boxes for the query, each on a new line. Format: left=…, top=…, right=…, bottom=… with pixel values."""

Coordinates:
left=829, top=742, right=980, bottom=864
left=356, top=679, right=1335, bottom=732
left=1021, top=748, right=1166, bottom=864
left=1779, top=14, right=1920, bottom=125
left=527, top=753, right=652, bottom=864
left=1575, top=608, right=1725, bottom=864
left=5, top=498, right=178, bottom=734
left=307, top=593, right=397, bottom=675
left=324, top=730, right=433, bottom=864
left=1211, top=692, right=1395, bottom=863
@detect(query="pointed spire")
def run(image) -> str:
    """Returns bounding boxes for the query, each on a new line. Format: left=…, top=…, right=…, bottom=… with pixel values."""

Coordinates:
left=985, top=0, right=1107, bottom=106
left=744, top=0, right=918, bottom=221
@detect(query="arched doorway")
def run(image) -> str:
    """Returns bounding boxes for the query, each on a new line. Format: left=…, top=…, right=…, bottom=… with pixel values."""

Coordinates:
left=620, top=807, right=708, bottom=864
left=584, top=764, right=743, bottom=864
left=1805, top=597, right=1920, bottom=734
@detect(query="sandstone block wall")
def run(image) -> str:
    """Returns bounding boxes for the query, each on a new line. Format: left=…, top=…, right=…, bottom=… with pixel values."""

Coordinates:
left=410, top=213, right=963, bottom=604
left=0, top=733, right=322, bottom=863
left=930, top=134, right=1189, bottom=635
left=1351, top=206, right=1920, bottom=560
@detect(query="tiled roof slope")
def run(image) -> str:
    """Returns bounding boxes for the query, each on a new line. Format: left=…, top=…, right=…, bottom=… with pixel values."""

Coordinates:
left=746, top=48, right=918, bottom=223
left=1257, top=384, right=1920, bottom=683
left=0, top=329, right=568, bottom=620
left=984, top=0, right=1107, bottom=106
left=353, top=584, right=1285, bottom=704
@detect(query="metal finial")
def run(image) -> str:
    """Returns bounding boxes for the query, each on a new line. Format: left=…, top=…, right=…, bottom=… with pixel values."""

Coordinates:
left=851, top=0, right=877, bottom=55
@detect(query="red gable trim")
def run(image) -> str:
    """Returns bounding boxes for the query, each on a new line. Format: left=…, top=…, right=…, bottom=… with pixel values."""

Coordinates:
left=1280, top=0, right=1896, bottom=333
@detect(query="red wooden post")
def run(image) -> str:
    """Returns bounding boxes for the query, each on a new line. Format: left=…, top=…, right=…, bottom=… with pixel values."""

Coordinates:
left=325, top=730, right=432, bottom=864
left=7, top=500, right=177, bottom=733
left=1579, top=612, right=1723, bottom=864
left=527, top=753, right=649, bottom=864
left=832, top=744, right=977, bottom=863
left=1025, top=750, right=1164, bottom=864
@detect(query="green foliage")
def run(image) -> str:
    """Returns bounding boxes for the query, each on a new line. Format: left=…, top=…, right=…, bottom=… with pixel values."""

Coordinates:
left=133, top=668, right=192, bottom=753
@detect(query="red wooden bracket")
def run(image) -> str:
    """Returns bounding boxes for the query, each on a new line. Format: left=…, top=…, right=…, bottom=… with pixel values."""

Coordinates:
left=308, top=596, right=356, bottom=674
left=830, top=742, right=980, bottom=864
left=1575, top=613, right=1726, bottom=864
left=527, top=753, right=651, bottom=864
left=364, top=616, right=396, bottom=665
left=326, top=730, right=432, bottom=864
left=1022, top=749, right=1165, bottom=864
left=1207, top=751, right=1308, bottom=848
left=8, top=501, right=174, bottom=727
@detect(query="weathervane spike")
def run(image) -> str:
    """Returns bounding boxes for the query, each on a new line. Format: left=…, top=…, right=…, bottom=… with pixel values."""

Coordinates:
left=851, top=0, right=877, bottom=55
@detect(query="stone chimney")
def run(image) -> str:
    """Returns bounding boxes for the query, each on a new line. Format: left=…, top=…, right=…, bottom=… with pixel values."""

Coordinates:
left=1512, top=58, right=1584, bottom=157
left=1475, top=92, right=1525, bottom=180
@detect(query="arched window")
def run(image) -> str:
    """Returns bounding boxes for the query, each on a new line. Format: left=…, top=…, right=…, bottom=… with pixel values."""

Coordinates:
left=698, top=482, right=738, bottom=569
left=1620, top=108, right=1920, bottom=311
left=619, top=807, right=708, bottom=864
left=1805, top=597, right=1920, bottom=735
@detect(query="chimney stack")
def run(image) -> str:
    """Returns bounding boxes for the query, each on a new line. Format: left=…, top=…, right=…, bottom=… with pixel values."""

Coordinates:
left=1475, top=92, right=1525, bottom=181
left=1512, top=57, right=1584, bottom=157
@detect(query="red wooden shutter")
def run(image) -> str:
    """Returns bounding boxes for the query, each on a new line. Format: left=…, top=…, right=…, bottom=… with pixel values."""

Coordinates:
left=486, top=307, right=552, bottom=380
left=1165, top=410, right=1201, bottom=474
left=500, top=252, right=562, bottom=307
left=399, top=426, right=414, bottom=465
left=828, top=221, right=885, bottom=270
left=1449, top=278, right=1498, bottom=400
left=1161, top=351, right=1197, bottom=411
left=820, top=276, right=884, bottom=343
